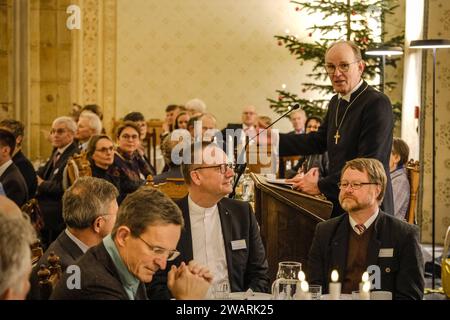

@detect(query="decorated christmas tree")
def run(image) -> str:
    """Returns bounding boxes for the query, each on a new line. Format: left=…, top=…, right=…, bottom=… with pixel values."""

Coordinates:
left=268, top=0, right=404, bottom=121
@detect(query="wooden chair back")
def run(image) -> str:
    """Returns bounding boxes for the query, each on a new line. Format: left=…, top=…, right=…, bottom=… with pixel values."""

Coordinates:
left=146, top=176, right=188, bottom=201
left=405, top=159, right=420, bottom=224
left=31, top=240, right=44, bottom=267
left=37, top=252, right=62, bottom=300
left=63, top=151, right=92, bottom=189
left=21, top=198, right=44, bottom=234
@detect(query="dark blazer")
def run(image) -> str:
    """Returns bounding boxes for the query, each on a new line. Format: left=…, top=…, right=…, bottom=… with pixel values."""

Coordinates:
left=28, top=230, right=84, bottom=300
left=307, top=210, right=424, bottom=300
left=279, top=82, right=394, bottom=218
left=50, top=242, right=148, bottom=300
left=36, top=142, right=78, bottom=232
left=13, top=150, right=37, bottom=198
left=147, top=196, right=269, bottom=299
left=0, top=162, right=28, bottom=207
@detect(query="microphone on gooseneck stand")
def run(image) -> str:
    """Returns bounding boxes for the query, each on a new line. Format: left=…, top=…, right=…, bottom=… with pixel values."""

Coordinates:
left=229, top=103, right=301, bottom=199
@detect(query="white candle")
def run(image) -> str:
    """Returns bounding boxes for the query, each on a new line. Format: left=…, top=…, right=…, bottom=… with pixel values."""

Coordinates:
left=295, top=280, right=311, bottom=300
left=359, top=281, right=371, bottom=300
left=301, top=281, right=312, bottom=300
left=358, top=272, right=371, bottom=300
left=329, top=270, right=341, bottom=300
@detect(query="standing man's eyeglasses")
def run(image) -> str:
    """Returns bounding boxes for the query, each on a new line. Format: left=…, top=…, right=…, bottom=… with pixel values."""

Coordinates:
left=324, top=61, right=360, bottom=74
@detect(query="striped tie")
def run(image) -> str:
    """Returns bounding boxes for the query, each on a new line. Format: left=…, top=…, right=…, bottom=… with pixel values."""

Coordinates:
left=355, top=224, right=366, bottom=235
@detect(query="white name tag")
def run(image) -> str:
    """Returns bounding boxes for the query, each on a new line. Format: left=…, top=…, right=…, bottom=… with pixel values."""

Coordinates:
left=378, top=248, right=394, bottom=258
left=231, top=239, right=247, bottom=250
left=53, top=168, right=59, bottom=174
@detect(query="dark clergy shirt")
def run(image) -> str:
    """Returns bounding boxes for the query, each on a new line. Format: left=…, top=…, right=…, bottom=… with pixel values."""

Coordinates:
left=279, top=81, right=394, bottom=217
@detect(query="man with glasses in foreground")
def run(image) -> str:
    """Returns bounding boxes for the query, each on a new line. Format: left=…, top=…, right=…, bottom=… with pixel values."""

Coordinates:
left=29, top=177, right=118, bottom=299
left=308, top=158, right=424, bottom=300
left=148, top=142, right=269, bottom=299
left=279, top=40, right=394, bottom=218
left=51, top=187, right=212, bottom=300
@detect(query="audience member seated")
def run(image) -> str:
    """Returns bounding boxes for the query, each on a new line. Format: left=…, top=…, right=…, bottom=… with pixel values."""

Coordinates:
left=308, top=158, right=424, bottom=300
left=288, top=109, right=307, bottom=134
left=152, top=132, right=185, bottom=184
left=161, top=104, right=183, bottom=137
left=198, top=113, right=219, bottom=142
left=185, top=98, right=206, bottom=118
left=390, top=137, right=410, bottom=221
left=114, top=121, right=156, bottom=203
left=75, top=112, right=102, bottom=151
left=81, top=104, right=103, bottom=121
left=148, top=142, right=269, bottom=299
left=36, top=116, right=79, bottom=246
left=0, top=129, right=28, bottom=207
left=286, top=116, right=329, bottom=179
left=123, top=112, right=156, bottom=174
left=255, top=115, right=274, bottom=146
left=50, top=187, right=212, bottom=300
left=187, top=115, right=201, bottom=138
left=0, top=119, right=37, bottom=198
left=174, top=111, right=190, bottom=130
left=29, top=177, right=118, bottom=299
left=222, top=105, right=258, bottom=153
left=0, top=210, right=36, bottom=300
left=85, top=135, right=120, bottom=191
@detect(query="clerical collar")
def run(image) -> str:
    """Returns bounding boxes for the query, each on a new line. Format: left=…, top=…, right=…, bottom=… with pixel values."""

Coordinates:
left=339, top=79, right=364, bottom=102
left=188, top=195, right=217, bottom=217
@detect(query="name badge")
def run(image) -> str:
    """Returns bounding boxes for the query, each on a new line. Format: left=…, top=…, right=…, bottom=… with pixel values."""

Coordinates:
left=378, top=248, right=394, bottom=258
left=53, top=168, right=59, bottom=175
left=231, top=239, right=247, bottom=251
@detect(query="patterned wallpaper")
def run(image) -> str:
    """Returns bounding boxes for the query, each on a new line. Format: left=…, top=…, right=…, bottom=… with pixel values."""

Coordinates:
left=116, top=0, right=325, bottom=132
left=420, top=0, right=450, bottom=244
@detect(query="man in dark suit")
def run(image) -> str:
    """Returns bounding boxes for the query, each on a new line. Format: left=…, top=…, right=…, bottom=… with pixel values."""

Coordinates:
left=288, top=109, right=307, bottom=135
left=28, top=177, right=119, bottom=299
left=280, top=40, right=394, bottom=218
left=308, top=158, right=424, bottom=300
left=0, top=129, right=28, bottom=207
left=148, top=142, right=269, bottom=299
left=0, top=119, right=37, bottom=198
left=36, top=116, right=79, bottom=246
left=50, top=187, right=212, bottom=300
left=221, top=105, right=258, bottom=154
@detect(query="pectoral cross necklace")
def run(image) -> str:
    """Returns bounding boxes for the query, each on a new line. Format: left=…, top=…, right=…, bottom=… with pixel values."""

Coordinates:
left=334, top=84, right=369, bottom=144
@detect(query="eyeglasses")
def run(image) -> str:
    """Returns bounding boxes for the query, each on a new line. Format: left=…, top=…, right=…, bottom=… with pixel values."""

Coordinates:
left=193, top=163, right=234, bottom=174
left=324, top=61, right=360, bottom=75
left=137, top=235, right=180, bottom=261
left=95, top=146, right=115, bottom=153
left=120, top=134, right=139, bottom=140
left=338, top=181, right=379, bottom=190
left=306, top=124, right=320, bottom=130
left=50, top=128, right=68, bottom=135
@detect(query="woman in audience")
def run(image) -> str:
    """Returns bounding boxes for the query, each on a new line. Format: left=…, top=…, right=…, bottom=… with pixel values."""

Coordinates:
left=390, top=137, right=410, bottom=220
left=85, top=135, right=120, bottom=192
left=113, top=121, right=153, bottom=203
left=174, top=111, right=190, bottom=130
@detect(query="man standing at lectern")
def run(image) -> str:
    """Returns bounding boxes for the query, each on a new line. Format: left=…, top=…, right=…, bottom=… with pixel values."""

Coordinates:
left=279, top=40, right=394, bottom=218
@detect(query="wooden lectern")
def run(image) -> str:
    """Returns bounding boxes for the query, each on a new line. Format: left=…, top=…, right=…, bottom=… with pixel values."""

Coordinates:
left=251, top=173, right=333, bottom=282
